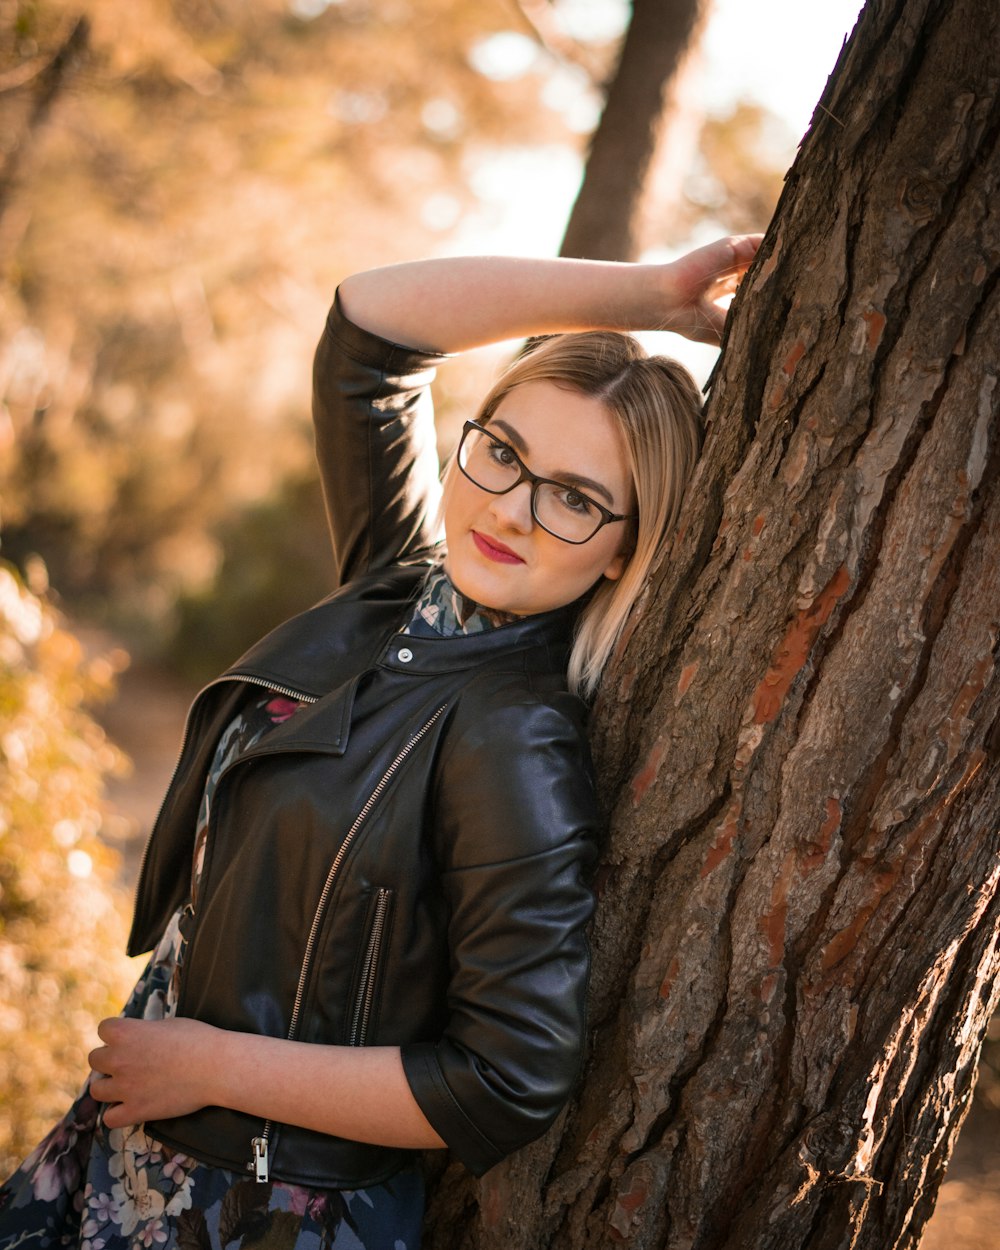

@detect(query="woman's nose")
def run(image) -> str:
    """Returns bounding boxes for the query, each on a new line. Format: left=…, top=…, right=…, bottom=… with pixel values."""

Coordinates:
left=489, top=482, right=534, bottom=532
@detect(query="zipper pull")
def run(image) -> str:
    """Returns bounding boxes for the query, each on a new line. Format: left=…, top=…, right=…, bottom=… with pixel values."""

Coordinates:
left=250, top=1135, right=269, bottom=1183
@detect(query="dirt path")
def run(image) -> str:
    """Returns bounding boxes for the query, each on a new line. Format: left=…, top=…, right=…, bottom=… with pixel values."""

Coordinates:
left=80, top=632, right=199, bottom=886
left=92, top=637, right=1000, bottom=1246
left=922, top=1102, right=1000, bottom=1250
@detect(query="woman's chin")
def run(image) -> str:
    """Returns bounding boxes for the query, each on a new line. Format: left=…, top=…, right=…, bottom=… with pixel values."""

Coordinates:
left=443, top=553, right=522, bottom=616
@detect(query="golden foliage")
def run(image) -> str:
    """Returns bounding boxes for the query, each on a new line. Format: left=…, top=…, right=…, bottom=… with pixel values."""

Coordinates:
left=0, top=560, right=136, bottom=1174
left=0, top=0, right=583, bottom=628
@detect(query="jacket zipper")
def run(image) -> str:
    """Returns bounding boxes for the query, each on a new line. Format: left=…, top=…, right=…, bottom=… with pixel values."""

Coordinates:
left=348, top=887, right=393, bottom=1047
left=131, top=674, right=319, bottom=928
left=127, top=669, right=316, bottom=1188
left=249, top=702, right=448, bottom=1183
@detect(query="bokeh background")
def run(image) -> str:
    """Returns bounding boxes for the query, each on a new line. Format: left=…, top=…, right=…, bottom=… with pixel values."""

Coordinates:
left=1, top=1, right=997, bottom=1241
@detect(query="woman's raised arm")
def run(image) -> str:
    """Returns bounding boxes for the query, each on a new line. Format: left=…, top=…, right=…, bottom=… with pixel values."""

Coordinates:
left=337, top=235, right=761, bottom=355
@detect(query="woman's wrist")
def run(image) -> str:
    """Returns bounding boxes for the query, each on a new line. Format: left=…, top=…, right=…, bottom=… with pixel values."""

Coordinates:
left=175, top=1018, right=229, bottom=1112
left=632, top=259, right=687, bottom=331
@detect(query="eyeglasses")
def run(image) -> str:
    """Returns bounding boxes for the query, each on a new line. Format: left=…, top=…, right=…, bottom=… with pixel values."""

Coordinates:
left=456, top=420, right=637, bottom=545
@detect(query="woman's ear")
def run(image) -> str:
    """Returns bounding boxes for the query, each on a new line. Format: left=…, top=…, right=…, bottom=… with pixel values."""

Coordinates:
left=603, top=517, right=637, bottom=581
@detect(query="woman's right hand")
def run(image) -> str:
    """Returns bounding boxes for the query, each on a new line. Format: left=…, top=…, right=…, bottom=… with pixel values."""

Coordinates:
left=88, top=1016, right=218, bottom=1128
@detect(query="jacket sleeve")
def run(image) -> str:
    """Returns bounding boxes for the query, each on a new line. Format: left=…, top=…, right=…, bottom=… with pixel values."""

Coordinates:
left=312, top=290, right=452, bottom=588
left=399, top=682, right=599, bottom=1175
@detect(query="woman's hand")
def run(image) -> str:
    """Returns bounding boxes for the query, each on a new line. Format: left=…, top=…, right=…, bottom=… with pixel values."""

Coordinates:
left=659, top=234, right=763, bottom=345
left=88, top=1016, right=217, bottom=1130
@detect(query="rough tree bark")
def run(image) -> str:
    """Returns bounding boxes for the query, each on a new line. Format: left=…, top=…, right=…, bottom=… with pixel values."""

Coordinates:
left=423, top=0, right=1000, bottom=1245
left=559, top=0, right=710, bottom=262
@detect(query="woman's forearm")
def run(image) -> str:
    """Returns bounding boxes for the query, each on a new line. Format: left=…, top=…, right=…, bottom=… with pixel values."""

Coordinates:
left=89, top=1016, right=445, bottom=1149
left=338, top=256, right=667, bottom=352
left=212, top=1032, right=446, bottom=1150
left=336, top=236, right=761, bottom=354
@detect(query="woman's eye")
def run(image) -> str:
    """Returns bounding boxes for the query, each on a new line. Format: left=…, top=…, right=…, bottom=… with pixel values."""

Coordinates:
left=487, top=439, right=517, bottom=467
left=556, top=488, right=595, bottom=515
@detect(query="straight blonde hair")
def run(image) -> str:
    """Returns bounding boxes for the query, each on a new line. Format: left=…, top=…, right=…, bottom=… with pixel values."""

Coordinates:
left=467, top=331, right=704, bottom=700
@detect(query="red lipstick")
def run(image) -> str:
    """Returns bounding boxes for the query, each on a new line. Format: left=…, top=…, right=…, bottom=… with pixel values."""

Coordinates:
left=472, top=531, right=525, bottom=564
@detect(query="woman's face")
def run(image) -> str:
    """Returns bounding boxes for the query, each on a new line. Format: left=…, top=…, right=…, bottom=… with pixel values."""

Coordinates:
left=442, top=379, right=635, bottom=616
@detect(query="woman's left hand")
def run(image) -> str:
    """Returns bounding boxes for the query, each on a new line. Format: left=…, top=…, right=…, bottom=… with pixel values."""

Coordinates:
left=661, top=234, right=763, bottom=344
left=88, top=1016, right=218, bottom=1130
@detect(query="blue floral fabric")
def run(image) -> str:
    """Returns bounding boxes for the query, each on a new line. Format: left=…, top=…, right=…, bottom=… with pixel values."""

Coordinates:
left=402, top=564, right=515, bottom=636
left=0, top=690, right=424, bottom=1250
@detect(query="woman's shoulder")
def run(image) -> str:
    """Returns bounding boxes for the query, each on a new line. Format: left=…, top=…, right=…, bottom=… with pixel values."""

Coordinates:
left=454, top=662, right=585, bottom=721
left=432, top=671, right=598, bottom=867
left=439, top=664, right=594, bottom=786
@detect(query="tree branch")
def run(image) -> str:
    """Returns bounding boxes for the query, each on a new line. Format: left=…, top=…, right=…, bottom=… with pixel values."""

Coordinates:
left=0, top=16, right=90, bottom=225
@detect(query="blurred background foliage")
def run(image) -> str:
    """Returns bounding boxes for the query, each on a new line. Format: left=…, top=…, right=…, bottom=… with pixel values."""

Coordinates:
left=2, top=0, right=996, bottom=1186
left=0, top=558, right=135, bottom=1173
left=0, top=0, right=784, bottom=666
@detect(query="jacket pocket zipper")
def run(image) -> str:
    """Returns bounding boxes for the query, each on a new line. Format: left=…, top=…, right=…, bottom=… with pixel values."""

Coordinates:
left=348, top=887, right=393, bottom=1047
left=248, top=702, right=448, bottom=1183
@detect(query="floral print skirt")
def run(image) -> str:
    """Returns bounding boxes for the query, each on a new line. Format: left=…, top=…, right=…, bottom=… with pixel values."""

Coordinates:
left=0, top=947, right=424, bottom=1250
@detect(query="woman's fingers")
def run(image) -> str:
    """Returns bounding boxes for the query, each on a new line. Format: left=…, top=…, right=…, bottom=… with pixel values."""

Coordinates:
left=87, top=1038, right=120, bottom=1110
left=101, top=1100, right=138, bottom=1130
left=698, top=233, right=764, bottom=279
left=86, top=1016, right=216, bottom=1127
left=88, top=1040, right=113, bottom=1080
left=673, top=234, right=762, bottom=297
left=88, top=1016, right=130, bottom=1077
left=662, top=233, right=764, bottom=343
left=97, top=1015, right=129, bottom=1043
left=726, top=232, right=765, bottom=272
left=88, top=1018, right=144, bottom=1119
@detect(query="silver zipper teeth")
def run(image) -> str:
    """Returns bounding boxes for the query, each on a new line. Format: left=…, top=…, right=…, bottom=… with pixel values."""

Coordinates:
left=250, top=702, right=448, bottom=1180
left=237, top=676, right=320, bottom=705
left=349, top=888, right=391, bottom=1047
left=132, top=675, right=318, bottom=922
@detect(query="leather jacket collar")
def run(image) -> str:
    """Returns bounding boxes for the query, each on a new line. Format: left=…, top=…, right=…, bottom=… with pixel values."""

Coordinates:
left=220, top=558, right=579, bottom=705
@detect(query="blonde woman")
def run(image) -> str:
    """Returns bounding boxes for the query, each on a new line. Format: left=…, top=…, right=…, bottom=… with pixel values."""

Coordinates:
left=0, top=234, right=759, bottom=1250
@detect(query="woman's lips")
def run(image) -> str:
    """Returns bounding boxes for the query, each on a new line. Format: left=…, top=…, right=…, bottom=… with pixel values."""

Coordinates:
left=472, top=530, right=525, bottom=564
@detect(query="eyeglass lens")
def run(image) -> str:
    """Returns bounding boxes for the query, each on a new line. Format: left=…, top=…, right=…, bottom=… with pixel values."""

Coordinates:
left=459, top=426, right=606, bottom=543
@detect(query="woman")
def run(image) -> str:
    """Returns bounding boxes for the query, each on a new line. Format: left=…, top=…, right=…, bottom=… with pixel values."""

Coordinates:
left=0, top=235, right=759, bottom=1249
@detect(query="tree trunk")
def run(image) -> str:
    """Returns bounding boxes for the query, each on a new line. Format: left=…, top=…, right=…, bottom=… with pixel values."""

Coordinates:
left=559, top=0, right=709, bottom=262
left=422, top=0, right=1000, bottom=1245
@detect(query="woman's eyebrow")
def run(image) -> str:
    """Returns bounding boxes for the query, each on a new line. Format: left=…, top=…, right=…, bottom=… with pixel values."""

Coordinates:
left=490, top=418, right=531, bottom=454
left=490, top=418, right=616, bottom=506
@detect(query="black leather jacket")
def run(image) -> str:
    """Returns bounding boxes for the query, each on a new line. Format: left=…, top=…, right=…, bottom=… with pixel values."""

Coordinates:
left=126, top=296, right=599, bottom=1189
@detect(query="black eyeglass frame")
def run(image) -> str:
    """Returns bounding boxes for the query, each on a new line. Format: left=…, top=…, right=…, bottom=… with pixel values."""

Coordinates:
left=456, top=419, right=638, bottom=545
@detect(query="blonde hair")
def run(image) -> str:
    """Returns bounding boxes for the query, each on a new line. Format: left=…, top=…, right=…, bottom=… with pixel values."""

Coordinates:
left=465, top=332, right=704, bottom=700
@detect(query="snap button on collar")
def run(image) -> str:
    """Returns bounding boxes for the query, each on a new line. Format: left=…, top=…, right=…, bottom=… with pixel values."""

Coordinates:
left=397, top=647, right=413, bottom=663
